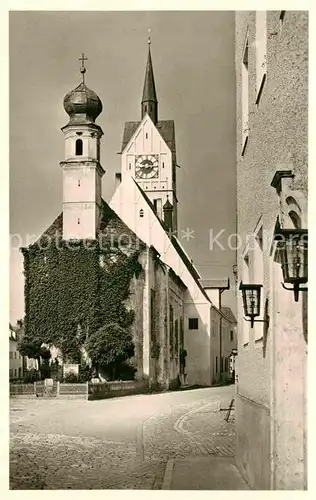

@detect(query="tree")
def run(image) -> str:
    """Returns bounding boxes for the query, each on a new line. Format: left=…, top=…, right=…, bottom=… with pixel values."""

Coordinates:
left=86, top=323, right=134, bottom=380
left=17, top=337, right=51, bottom=376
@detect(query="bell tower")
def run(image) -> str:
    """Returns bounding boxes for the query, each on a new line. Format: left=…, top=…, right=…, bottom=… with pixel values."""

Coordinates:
left=120, top=37, right=178, bottom=235
left=60, top=54, right=105, bottom=240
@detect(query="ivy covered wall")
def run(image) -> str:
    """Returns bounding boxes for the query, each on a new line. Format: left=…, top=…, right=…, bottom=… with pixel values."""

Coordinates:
left=22, top=238, right=143, bottom=365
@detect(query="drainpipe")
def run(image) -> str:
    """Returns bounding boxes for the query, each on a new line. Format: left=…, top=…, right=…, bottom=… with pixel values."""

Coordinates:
left=218, top=279, right=230, bottom=378
left=219, top=291, right=222, bottom=378
left=165, top=266, right=170, bottom=389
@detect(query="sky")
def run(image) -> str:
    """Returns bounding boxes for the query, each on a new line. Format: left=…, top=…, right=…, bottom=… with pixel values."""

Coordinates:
left=10, top=10, right=237, bottom=323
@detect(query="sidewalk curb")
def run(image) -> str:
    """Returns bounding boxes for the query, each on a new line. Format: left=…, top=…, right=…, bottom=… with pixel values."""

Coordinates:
left=161, top=458, right=174, bottom=489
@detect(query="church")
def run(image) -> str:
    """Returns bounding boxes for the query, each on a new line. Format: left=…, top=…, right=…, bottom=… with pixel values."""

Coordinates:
left=21, top=40, right=236, bottom=388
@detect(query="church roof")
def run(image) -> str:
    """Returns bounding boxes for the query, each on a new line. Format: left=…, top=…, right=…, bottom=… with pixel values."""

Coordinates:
left=132, top=179, right=211, bottom=303
left=33, top=200, right=146, bottom=254
left=121, top=119, right=176, bottom=156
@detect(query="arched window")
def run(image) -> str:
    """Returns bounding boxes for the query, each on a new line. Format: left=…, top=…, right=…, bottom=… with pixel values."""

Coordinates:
left=286, top=196, right=302, bottom=228
left=289, top=210, right=302, bottom=229
left=76, top=139, right=83, bottom=156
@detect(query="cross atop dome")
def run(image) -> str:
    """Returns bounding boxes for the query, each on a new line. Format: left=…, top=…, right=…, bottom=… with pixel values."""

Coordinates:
left=79, top=53, right=88, bottom=83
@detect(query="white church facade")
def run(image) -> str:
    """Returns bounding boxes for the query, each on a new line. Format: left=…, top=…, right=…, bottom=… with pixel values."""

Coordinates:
left=21, top=44, right=236, bottom=388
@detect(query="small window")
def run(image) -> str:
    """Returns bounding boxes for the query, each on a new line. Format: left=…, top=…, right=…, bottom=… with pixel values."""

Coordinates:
left=77, top=218, right=80, bottom=225
left=129, top=163, right=131, bottom=170
left=144, top=105, right=147, bottom=113
left=14, top=369, right=17, bottom=377
left=289, top=210, right=302, bottom=229
left=9, top=351, right=13, bottom=359
left=75, top=139, right=83, bottom=156
left=146, top=133, right=148, bottom=139
left=280, top=11, right=285, bottom=22
left=9, top=369, right=13, bottom=378
left=188, top=318, right=198, bottom=330
left=78, top=180, right=81, bottom=187
left=14, top=352, right=17, bottom=359
left=215, top=356, right=218, bottom=373
left=139, top=209, right=144, bottom=218
left=162, top=162, right=165, bottom=168
left=230, top=330, right=234, bottom=342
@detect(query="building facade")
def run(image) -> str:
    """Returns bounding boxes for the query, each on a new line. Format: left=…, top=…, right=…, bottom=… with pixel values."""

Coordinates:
left=9, top=326, right=23, bottom=380
left=21, top=42, right=229, bottom=389
left=235, top=11, right=308, bottom=489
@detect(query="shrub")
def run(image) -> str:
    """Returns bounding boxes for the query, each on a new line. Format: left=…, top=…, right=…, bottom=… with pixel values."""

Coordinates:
left=86, top=322, right=134, bottom=380
left=22, top=368, right=41, bottom=383
left=169, top=376, right=181, bottom=391
left=78, top=363, right=93, bottom=382
left=64, top=372, right=79, bottom=383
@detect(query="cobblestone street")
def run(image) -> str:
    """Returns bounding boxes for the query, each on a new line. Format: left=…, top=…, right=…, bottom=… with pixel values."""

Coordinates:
left=10, top=386, right=235, bottom=489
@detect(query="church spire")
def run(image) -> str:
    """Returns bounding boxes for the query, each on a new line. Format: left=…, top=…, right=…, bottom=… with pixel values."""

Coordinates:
left=141, top=35, right=158, bottom=124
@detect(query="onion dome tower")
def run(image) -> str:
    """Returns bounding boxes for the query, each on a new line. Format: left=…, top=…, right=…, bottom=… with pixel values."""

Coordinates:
left=60, top=54, right=105, bottom=241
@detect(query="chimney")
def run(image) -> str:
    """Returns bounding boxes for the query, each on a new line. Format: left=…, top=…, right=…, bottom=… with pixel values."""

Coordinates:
left=163, top=196, right=173, bottom=232
left=115, top=173, right=122, bottom=190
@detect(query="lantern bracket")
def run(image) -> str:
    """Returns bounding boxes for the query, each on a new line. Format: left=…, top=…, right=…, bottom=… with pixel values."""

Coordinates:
left=281, top=282, right=308, bottom=302
left=243, top=315, right=270, bottom=329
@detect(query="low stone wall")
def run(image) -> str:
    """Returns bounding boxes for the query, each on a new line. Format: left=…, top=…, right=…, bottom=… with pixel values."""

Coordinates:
left=10, top=383, right=35, bottom=396
left=10, top=380, right=148, bottom=400
left=88, top=380, right=149, bottom=400
left=58, top=382, right=88, bottom=399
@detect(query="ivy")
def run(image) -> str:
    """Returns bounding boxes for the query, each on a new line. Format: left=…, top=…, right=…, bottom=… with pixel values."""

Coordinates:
left=22, top=237, right=143, bottom=364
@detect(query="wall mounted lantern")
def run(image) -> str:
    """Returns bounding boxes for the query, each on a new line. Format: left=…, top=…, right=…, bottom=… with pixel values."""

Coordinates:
left=239, top=282, right=269, bottom=328
left=275, top=228, right=308, bottom=302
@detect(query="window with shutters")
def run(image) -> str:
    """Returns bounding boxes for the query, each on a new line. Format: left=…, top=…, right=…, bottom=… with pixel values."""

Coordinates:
left=241, top=30, right=249, bottom=155
left=255, top=11, right=267, bottom=104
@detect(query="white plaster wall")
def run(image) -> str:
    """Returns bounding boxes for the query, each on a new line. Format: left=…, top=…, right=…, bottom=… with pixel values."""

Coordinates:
left=271, top=255, right=307, bottom=489
left=184, top=301, right=211, bottom=386
left=110, top=176, right=213, bottom=386
left=63, top=167, right=99, bottom=203
left=63, top=126, right=102, bottom=161
left=204, top=289, right=219, bottom=308
left=110, top=175, right=208, bottom=305
left=63, top=203, right=96, bottom=240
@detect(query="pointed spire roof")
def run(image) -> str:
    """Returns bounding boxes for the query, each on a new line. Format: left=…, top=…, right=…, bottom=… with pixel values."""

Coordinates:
left=163, top=195, right=173, bottom=211
left=142, top=40, right=157, bottom=105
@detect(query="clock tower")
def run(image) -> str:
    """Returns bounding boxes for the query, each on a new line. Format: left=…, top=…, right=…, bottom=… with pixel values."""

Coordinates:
left=120, top=38, right=178, bottom=233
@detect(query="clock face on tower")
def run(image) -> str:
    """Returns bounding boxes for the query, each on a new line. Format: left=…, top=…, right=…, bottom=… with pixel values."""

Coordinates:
left=135, top=154, right=159, bottom=179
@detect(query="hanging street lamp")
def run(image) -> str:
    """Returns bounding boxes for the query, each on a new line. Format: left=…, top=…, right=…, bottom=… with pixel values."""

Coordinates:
left=275, top=228, right=308, bottom=302
left=239, top=282, right=269, bottom=328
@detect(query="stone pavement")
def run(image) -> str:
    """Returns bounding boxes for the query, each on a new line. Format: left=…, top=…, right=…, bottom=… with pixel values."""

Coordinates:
left=10, top=386, right=245, bottom=489
left=163, top=456, right=249, bottom=490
